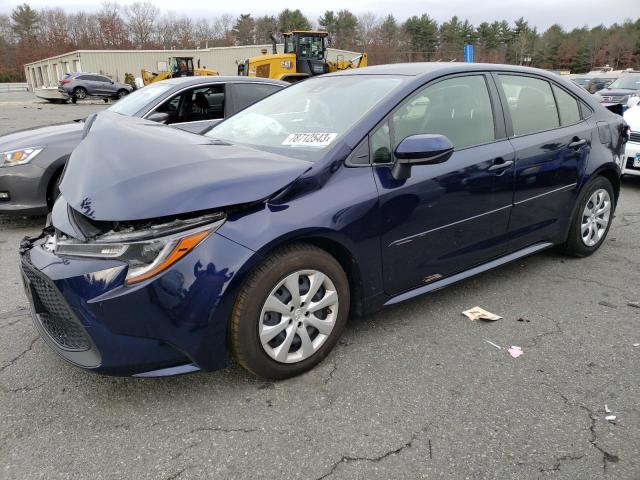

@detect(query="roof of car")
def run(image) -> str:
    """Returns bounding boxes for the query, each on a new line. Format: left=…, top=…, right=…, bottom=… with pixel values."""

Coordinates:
left=159, top=76, right=289, bottom=86
left=328, top=62, right=563, bottom=78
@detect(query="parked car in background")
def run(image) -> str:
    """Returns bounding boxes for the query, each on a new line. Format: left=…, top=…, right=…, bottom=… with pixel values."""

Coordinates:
left=596, top=73, right=640, bottom=108
left=570, top=76, right=591, bottom=89
left=0, top=76, right=287, bottom=215
left=20, top=63, right=626, bottom=379
left=58, top=72, right=134, bottom=103
left=622, top=104, right=640, bottom=176
left=586, top=77, right=617, bottom=94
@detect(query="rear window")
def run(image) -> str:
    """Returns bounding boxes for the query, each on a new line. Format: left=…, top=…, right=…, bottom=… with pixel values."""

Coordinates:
left=499, top=75, right=560, bottom=136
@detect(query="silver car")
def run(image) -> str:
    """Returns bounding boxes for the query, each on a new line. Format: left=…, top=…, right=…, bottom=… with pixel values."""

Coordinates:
left=58, top=72, right=134, bottom=103
left=0, top=76, right=287, bottom=215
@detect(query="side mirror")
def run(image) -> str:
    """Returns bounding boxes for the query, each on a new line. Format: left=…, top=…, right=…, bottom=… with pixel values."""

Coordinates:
left=147, top=112, right=170, bottom=124
left=391, top=134, right=454, bottom=180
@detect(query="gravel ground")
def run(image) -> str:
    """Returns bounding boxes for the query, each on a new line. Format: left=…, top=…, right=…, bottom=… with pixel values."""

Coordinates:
left=0, top=93, right=639, bottom=479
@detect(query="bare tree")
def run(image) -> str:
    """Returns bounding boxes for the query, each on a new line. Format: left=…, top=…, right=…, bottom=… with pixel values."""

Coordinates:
left=97, top=1, right=128, bottom=48
left=175, top=16, right=194, bottom=49
left=193, top=18, right=213, bottom=48
left=212, top=14, right=234, bottom=43
left=357, top=12, right=379, bottom=47
left=124, top=1, right=158, bottom=48
left=155, top=11, right=177, bottom=48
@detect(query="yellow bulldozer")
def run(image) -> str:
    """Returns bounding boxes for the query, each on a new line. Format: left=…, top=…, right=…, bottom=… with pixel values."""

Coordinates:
left=238, top=30, right=367, bottom=83
left=141, top=57, right=218, bottom=85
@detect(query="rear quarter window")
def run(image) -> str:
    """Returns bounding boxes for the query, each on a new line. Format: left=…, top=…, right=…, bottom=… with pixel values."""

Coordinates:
left=233, top=83, right=283, bottom=112
left=552, top=85, right=581, bottom=126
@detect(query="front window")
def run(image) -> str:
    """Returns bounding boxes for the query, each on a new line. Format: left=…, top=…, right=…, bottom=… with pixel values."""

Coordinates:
left=107, top=83, right=173, bottom=117
left=607, top=75, right=640, bottom=90
left=205, top=75, right=405, bottom=161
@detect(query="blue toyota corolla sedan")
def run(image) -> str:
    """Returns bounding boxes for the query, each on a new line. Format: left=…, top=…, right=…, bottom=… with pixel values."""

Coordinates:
left=19, top=63, right=627, bottom=379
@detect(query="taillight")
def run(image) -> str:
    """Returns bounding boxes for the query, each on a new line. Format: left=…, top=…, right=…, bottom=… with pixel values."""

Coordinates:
left=61, top=79, right=71, bottom=84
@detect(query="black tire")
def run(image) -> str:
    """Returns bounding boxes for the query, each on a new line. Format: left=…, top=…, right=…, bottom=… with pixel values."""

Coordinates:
left=117, top=89, right=129, bottom=99
left=73, top=86, right=87, bottom=100
left=562, top=176, right=615, bottom=257
left=71, top=97, right=77, bottom=104
left=46, top=169, right=63, bottom=210
left=229, top=243, right=350, bottom=379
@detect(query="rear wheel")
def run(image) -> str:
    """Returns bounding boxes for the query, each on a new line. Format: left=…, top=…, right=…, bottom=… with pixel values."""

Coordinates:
left=229, top=244, right=349, bottom=379
left=562, top=176, right=615, bottom=257
left=73, top=86, right=87, bottom=100
left=117, top=89, right=129, bottom=99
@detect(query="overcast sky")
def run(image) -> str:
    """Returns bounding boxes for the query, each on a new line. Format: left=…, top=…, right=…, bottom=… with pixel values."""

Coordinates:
left=1, top=0, right=638, bottom=30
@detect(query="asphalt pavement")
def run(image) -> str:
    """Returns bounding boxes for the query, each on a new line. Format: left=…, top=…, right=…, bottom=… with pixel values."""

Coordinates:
left=0, top=92, right=639, bottom=479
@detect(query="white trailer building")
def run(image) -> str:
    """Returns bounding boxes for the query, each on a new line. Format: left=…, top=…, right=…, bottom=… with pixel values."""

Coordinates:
left=23, top=45, right=359, bottom=101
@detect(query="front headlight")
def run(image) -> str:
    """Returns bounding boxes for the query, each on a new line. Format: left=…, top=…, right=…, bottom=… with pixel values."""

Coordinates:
left=55, top=215, right=224, bottom=285
left=0, top=147, right=44, bottom=167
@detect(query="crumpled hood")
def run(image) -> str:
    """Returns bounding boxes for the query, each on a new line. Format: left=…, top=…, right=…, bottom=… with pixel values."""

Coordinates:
left=0, top=121, right=83, bottom=151
left=61, top=111, right=311, bottom=221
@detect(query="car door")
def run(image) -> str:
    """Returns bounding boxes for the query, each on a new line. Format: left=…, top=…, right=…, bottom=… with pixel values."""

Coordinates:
left=494, top=74, right=590, bottom=250
left=97, top=76, right=116, bottom=95
left=77, top=75, right=97, bottom=95
left=373, top=74, right=516, bottom=295
left=87, top=75, right=106, bottom=95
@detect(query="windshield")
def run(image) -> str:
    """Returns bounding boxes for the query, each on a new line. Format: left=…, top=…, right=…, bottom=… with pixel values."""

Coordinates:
left=608, top=76, right=640, bottom=90
left=108, top=83, right=173, bottom=116
left=298, top=36, right=324, bottom=60
left=206, top=75, right=405, bottom=161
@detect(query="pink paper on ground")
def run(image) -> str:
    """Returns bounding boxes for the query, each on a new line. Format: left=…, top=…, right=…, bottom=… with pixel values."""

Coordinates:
left=508, top=346, right=523, bottom=358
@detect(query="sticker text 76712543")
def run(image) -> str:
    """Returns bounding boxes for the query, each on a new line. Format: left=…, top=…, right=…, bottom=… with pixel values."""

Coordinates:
left=282, top=133, right=338, bottom=147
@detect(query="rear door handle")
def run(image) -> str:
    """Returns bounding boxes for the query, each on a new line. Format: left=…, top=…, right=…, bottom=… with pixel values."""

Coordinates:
left=568, top=138, right=587, bottom=149
left=488, top=159, right=514, bottom=172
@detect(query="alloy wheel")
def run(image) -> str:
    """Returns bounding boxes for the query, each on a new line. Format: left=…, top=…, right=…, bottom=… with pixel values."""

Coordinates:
left=258, top=269, right=339, bottom=364
left=581, top=188, right=611, bottom=247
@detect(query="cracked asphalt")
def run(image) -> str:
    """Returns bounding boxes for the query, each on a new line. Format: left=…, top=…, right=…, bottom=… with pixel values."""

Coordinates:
left=1, top=94, right=639, bottom=479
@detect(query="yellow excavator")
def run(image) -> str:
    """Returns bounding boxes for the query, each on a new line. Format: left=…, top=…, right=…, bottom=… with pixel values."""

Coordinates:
left=142, top=57, right=218, bottom=85
left=238, top=30, right=367, bottom=83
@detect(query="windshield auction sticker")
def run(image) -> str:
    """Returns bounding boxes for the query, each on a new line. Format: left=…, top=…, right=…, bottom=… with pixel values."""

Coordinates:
left=282, top=133, right=338, bottom=147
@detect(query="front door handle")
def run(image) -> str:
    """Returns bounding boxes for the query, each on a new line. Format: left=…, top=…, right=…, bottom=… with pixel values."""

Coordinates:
left=568, top=138, right=587, bottom=149
left=488, top=159, right=514, bottom=172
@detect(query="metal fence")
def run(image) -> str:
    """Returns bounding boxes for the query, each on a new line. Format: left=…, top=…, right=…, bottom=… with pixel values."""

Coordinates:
left=0, top=83, right=28, bottom=93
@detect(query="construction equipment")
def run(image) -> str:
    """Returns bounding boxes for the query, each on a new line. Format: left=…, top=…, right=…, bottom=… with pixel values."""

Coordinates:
left=142, top=57, right=218, bottom=85
left=237, top=31, right=367, bottom=83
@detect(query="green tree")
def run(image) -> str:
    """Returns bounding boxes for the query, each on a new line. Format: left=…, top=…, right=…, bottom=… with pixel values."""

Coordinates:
left=404, top=14, right=438, bottom=60
left=233, top=14, right=255, bottom=45
left=255, top=15, right=278, bottom=44
left=10, top=3, right=39, bottom=42
left=277, top=9, right=310, bottom=33
left=536, top=24, right=564, bottom=68
left=379, top=14, right=399, bottom=49
left=334, top=9, right=359, bottom=50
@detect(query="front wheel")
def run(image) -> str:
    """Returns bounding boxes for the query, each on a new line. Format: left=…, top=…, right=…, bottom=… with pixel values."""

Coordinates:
left=117, top=89, right=129, bottom=99
left=229, top=244, right=349, bottom=379
left=562, top=176, right=615, bottom=257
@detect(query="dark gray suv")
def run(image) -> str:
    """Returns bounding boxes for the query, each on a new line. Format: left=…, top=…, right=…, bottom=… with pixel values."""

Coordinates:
left=58, top=72, right=134, bottom=103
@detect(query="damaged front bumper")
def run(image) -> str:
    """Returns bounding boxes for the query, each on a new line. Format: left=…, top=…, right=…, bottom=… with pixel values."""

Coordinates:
left=18, top=226, right=258, bottom=376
